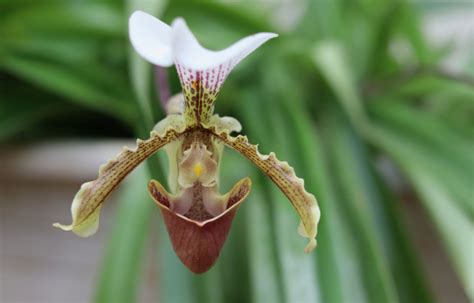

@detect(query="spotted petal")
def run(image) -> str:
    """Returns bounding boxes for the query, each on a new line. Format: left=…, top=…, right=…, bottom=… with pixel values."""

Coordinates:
left=128, top=11, right=277, bottom=126
left=54, top=118, right=188, bottom=237
left=171, top=18, right=277, bottom=125
left=206, top=126, right=320, bottom=252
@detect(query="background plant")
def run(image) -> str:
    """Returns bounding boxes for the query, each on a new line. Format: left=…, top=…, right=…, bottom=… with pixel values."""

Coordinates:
left=0, top=0, right=472, bottom=302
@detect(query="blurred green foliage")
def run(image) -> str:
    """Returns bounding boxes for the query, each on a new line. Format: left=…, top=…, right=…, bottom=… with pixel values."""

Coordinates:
left=1, top=0, right=473, bottom=302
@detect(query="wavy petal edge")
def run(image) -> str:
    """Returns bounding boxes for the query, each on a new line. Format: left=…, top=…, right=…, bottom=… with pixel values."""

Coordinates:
left=205, top=126, right=320, bottom=252
left=53, top=119, right=188, bottom=237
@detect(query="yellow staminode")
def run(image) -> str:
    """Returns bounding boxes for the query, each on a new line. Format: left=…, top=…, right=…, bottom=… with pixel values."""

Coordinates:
left=193, top=163, right=204, bottom=177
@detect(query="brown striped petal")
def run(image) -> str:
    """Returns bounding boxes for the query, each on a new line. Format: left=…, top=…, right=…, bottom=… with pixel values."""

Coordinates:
left=148, top=178, right=251, bottom=273
left=206, top=126, right=320, bottom=253
left=53, top=119, right=188, bottom=237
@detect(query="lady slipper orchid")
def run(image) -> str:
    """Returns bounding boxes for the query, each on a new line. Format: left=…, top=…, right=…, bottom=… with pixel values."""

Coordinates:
left=54, top=11, right=320, bottom=274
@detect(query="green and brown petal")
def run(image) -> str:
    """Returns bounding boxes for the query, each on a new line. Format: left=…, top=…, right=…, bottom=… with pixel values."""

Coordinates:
left=53, top=121, right=188, bottom=237
left=204, top=125, right=321, bottom=252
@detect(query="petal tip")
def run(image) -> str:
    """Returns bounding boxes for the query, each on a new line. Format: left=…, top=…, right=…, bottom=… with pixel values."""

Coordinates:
left=129, top=10, right=147, bottom=20
left=298, top=219, right=318, bottom=253
left=259, top=32, right=279, bottom=40
left=53, top=222, right=72, bottom=231
left=171, top=17, right=186, bottom=28
left=304, top=238, right=317, bottom=253
left=53, top=221, right=99, bottom=238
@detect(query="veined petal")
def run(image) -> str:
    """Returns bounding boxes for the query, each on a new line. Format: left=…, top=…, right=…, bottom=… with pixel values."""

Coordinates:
left=128, top=12, right=277, bottom=125
left=53, top=121, right=188, bottom=237
left=171, top=18, right=277, bottom=125
left=207, top=127, right=320, bottom=252
left=129, top=11, right=173, bottom=67
left=148, top=178, right=251, bottom=273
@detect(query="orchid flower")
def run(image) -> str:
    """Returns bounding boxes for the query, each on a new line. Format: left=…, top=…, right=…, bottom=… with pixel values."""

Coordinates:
left=54, top=11, right=320, bottom=274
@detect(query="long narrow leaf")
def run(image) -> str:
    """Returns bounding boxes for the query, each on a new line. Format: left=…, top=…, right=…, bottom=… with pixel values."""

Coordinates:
left=1, top=55, right=136, bottom=124
left=312, top=42, right=368, bottom=131
left=94, top=166, right=156, bottom=303
left=258, top=91, right=320, bottom=303
left=369, top=104, right=473, bottom=218
left=324, top=111, right=400, bottom=303
left=369, top=123, right=473, bottom=300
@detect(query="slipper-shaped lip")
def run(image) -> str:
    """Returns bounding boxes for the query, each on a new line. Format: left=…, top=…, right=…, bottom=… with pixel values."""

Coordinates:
left=148, top=178, right=252, bottom=273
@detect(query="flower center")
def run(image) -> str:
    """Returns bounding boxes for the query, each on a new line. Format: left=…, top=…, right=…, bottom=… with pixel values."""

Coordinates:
left=193, top=163, right=204, bottom=178
left=178, top=132, right=218, bottom=188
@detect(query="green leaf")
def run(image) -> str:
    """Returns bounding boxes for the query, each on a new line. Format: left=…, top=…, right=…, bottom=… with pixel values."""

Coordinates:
left=0, top=88, right=69, bottom=141
left=259, top=93, right=320, bottom=303
left=323, top=111, right=400, bottom=303
left=94, top=166, right=156, bottom=303
left=281, top=94, right=380, bottom=302
left=0, top=2, right=123, bottom=39
left=285, top=105, right=360, bottom=303
left=397, top=2, right=434, bottom=65
left=406, top=170, right=474, bottom=301
left=1, top=54, right=136, bottom=124
left=369, top=122, right=473, bottom=300
left=394, top=74, right=474, bottom=102
left=155, top=220, right=197, bottom=303
left=166, top=0, right=272, bottom=38
left=297, top=0, right=343, bottom=40
left=217, top=151, right=253, bottom=303
left=1, top=38, right=107, bottom=64
left=369, top=103, right=474, bottom=218
left=243, top=185, right=282, bottom=303
left=235, top=90, right=285, bottom=303
left=326, top=110, right=433, bottom=302
left=312, top=41, right=369, bottom=132
left=238, top=88, right=321, bottom=302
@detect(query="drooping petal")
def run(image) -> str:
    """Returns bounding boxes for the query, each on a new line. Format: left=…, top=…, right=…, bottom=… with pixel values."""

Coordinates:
left=129, top=11, right=173, bottom=67
left=207, top=127, right=320, bottom=252
left=54, top=118, right=188, bottom=237
left=171, top=18, right=277, bottom=125
left=148, top=178, right=252, bottom=273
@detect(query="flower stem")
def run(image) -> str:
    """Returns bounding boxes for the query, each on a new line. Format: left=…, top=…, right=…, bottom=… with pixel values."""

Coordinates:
left=155, top=66, right=171, bottom=110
